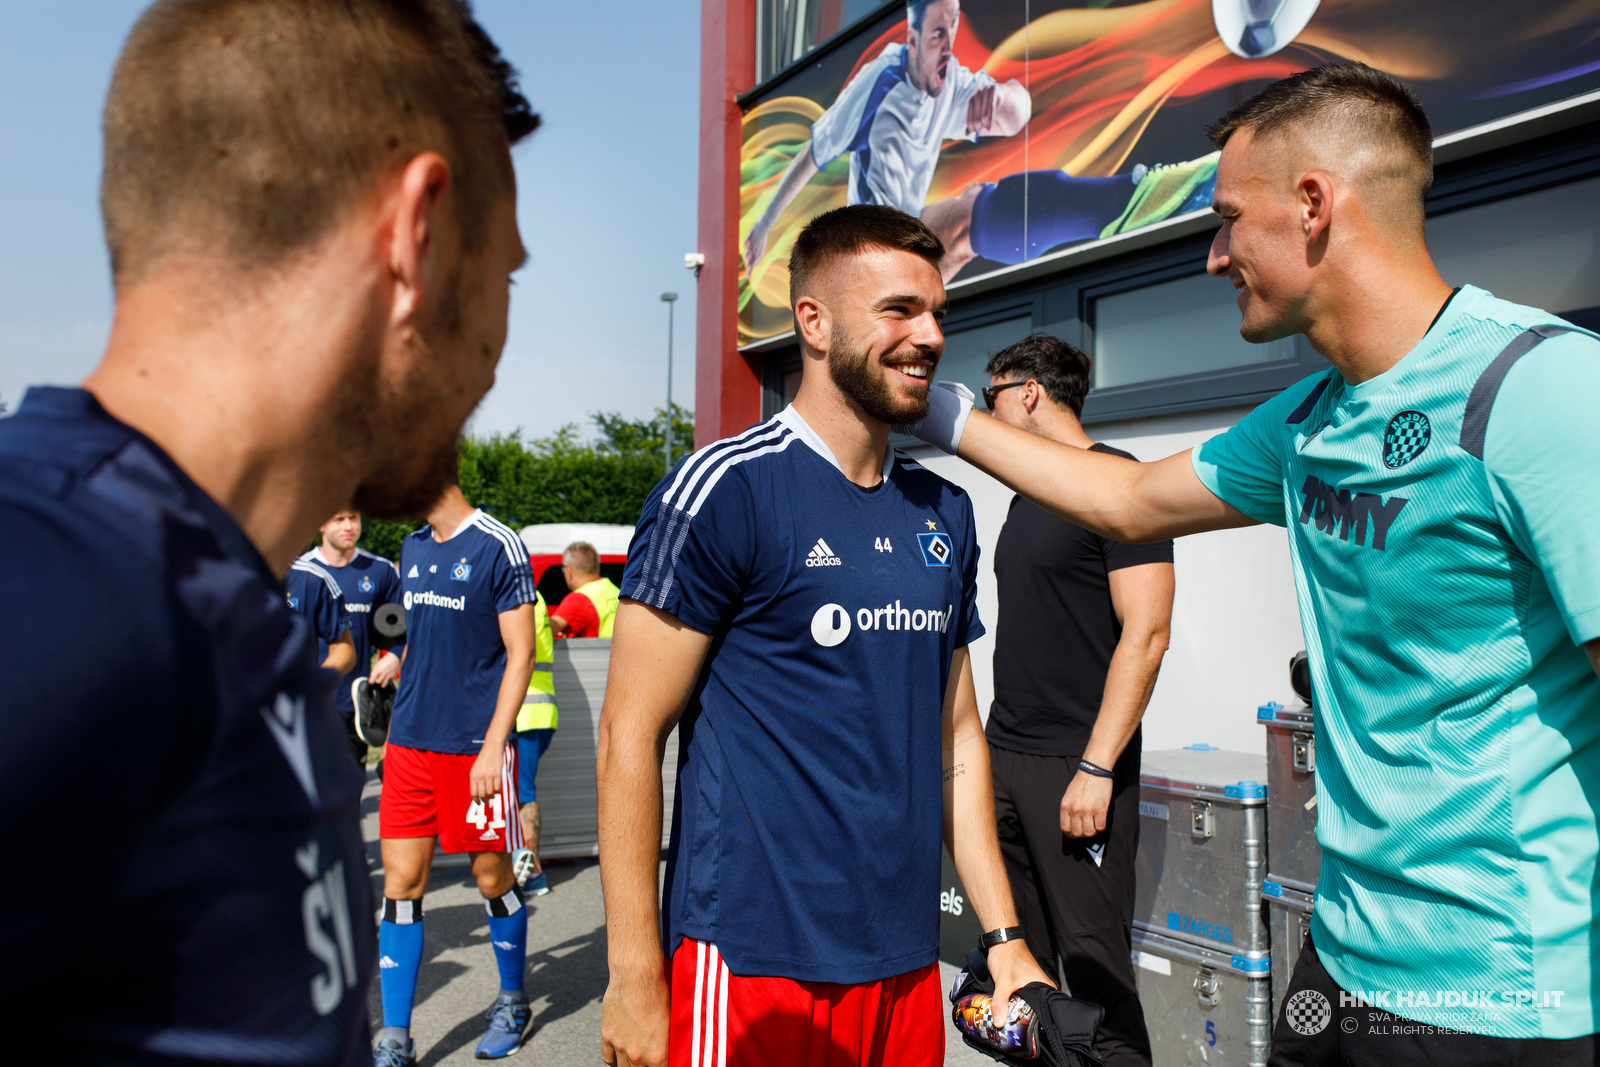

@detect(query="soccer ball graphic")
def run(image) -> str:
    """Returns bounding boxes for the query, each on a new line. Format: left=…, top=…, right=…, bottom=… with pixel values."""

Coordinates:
left=1213, top=0, right=1322, bottom=59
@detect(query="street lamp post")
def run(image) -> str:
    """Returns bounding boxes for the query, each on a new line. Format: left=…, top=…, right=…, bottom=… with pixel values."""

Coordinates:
left=660, top=292, right=678, bottom=476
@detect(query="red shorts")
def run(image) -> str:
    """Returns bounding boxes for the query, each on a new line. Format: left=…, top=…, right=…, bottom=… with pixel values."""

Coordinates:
left=378, top=742, right=524, bottom=854
left=668, top=938, right=942, bottom=1067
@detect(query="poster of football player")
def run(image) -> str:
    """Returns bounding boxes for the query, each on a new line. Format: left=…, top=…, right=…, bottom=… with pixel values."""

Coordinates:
left=738, top=0, right=1600, bottom=344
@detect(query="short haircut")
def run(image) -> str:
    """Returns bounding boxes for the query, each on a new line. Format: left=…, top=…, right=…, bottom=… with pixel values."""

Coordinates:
left=563, top=542, right=600, bottom=574
left=102, top=0, right=540, bottom=286
left=788, top=205, right=945, bottom=310
left=985, top=334, right=1093, bottom=416
left=906, top=0, right=933, bottom=32
left=1206, top=64, right=1433, bottom=212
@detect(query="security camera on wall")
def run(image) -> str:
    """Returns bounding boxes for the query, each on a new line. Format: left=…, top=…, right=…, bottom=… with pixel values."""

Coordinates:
left=1214, top=0, right=1321, bottom=58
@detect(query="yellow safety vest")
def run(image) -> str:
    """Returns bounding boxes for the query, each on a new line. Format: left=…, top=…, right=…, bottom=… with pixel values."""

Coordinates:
left=576, top=577, right=620, bottom=638
left=518, top=592, right=558, bottom=732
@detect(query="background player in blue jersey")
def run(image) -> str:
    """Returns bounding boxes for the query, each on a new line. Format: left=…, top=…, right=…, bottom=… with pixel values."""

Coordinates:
left=0, top=2, right=537, bottom=1064
left=599, top=206, right=1054, bottom=1067
left=303, top=509, right=404, bottom=763
left=909, top=65, right=1600, bottom=1062
left=286, top=555, right=357, bottom=677
left=377, top=481, right=540, bottom=1063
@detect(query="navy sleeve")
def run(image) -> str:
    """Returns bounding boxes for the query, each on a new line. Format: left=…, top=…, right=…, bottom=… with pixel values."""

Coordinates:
left=0, top=496, right=203, bottom=988
left=622, top=467, right=756, bottom=635
left=312, top=576, right=350, bottom=641
left=953, top=490, right=986, bottom=648
left=487, top=523, right=536, bottom=615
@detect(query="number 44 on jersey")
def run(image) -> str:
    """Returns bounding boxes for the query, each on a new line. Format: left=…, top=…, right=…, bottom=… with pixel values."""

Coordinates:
left=875, top=537, right=893, bottom=553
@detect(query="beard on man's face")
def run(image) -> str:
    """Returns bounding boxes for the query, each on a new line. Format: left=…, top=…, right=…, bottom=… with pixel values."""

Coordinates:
left=826, top=325, right=931, bottom=426
left=350, top=285, right=480, bottom=522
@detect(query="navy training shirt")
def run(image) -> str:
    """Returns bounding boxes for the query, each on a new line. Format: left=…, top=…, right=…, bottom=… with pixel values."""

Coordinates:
left=390, top=510, right=536, bottom=754
left=300, top=548, right=404, bottom=711
left=623, top=406, right=985, bottom=984
left=285, top=556, right=353, bottom=669
left=0, top=388, right=372, bottom=1065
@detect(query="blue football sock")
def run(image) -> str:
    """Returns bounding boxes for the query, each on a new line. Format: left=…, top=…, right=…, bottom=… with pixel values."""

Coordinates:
left=379, top=898, right=425, bottom=1031
left=484, top=885, right=527, bottom=993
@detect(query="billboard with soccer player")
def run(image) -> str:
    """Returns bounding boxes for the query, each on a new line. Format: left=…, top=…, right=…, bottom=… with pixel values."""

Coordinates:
left=738, top=0, right=1600, bottom=344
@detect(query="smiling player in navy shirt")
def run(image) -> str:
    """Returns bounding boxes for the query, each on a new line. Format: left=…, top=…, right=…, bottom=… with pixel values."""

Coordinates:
left=598, top=206, right=1053, bottom=1067
left=0, top=3, right=537, bottom=1064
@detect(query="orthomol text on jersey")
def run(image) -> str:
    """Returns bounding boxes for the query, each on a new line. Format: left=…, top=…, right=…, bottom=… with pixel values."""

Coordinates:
left=404, top=589, right=466, bottom=612
left=810, top=600, right=956, bottom=647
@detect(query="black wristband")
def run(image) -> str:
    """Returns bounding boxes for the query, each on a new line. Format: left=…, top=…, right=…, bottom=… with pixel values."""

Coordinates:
left=980, top=925, right=1026, bottom=953
left=1077, top=758, right=1115, bottom=779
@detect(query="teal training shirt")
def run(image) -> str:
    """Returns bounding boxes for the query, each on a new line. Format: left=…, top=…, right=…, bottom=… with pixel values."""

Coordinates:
left=1193, top=285, right=1600, bottom=1039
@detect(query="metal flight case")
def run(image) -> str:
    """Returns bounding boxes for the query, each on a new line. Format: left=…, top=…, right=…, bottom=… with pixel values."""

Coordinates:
left=1259, top=700, right=1320, bottom=1023
left=1134, top=746, right=1272, bottom=1065
left=1258, top=701, right=1320, bottom=892
left=1262, top=878, right=1314, bottom=1020
left=1131, top=925, right=1273, bottom=1066
left=1135, top=747, right=1270, bottom=959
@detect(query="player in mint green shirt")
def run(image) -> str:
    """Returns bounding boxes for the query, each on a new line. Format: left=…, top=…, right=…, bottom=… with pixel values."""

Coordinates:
left=908, top=65, right=1600, bottom=1058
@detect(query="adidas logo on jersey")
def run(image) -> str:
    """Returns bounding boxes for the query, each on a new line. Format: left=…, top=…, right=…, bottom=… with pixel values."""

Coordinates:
left=379, top=955, right=399, bottom=969
left=407, top=565, right=419, bottom=578
left=805, top=538, right=843, bottom=567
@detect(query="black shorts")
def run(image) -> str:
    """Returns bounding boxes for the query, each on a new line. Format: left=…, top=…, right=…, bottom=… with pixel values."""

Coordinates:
left=1269, top=932, right=1595, bottom=1066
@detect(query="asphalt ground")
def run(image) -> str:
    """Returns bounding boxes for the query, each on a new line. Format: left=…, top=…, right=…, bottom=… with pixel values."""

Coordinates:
left=358, top=770, right=992, bottom=1065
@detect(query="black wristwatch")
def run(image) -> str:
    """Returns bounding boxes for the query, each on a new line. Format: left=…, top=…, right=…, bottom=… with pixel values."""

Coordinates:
left=980, top=925, right=1027, bottom=954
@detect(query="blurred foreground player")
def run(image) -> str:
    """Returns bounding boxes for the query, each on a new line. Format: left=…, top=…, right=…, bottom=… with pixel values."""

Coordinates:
left=0, top=1, right=537, bottom=1063
left=597, top=205, right=1053, bottom=1067
left=285, top=554, right=357, bottom=676
left=377, top=482, right=539, bottom=1063
left=303, top=510, right=404, bottom=763
left=907, top=65, right=1600, bottom=1061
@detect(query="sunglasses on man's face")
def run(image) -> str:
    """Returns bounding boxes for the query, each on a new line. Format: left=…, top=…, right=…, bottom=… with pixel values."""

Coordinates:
left=981, top=380, right=1027, bottom=410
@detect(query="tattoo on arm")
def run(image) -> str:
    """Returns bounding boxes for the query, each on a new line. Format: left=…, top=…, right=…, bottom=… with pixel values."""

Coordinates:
left=943, top=763, right=966, bottom=782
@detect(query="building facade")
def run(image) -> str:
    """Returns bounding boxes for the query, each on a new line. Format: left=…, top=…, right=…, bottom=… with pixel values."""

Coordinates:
left=695, top=0, right=1600, bottom=751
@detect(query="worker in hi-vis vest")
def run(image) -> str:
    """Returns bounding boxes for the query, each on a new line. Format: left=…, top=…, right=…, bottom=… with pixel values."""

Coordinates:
left=511, top=591, right=557, bottom=896
left=549, top=540, right=619, bottom=638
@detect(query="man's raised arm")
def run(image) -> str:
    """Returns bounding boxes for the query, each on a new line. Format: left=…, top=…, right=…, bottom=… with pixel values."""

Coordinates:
left=597, top=600, right=714, bottom=1067
left=919, top=394, right=1255, bottom=542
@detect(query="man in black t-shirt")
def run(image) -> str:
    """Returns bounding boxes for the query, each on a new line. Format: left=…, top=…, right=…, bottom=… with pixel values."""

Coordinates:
left=982, top=334, right=1174, bottom=1067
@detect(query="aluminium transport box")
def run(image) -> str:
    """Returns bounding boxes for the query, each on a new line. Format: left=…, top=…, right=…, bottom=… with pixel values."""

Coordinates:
left=1136, top=747, right=1270, bottom=957
left=1262, top=878, right=1315, bottom=1022
left=1132, top=925, right=1272, bottom=1067
left=1259, top=701, right=1321, bottom=892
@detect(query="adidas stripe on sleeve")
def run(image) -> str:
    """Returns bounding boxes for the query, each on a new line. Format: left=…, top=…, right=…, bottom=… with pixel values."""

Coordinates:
left=470, top=511, right=538, bottom=614
left=624, top=422, right=785, bottom=633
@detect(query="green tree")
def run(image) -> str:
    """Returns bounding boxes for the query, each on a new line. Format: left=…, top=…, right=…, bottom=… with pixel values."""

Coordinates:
left=591, top=402, right=696, bottom=462
left=353, top=406, right=694, bottom=561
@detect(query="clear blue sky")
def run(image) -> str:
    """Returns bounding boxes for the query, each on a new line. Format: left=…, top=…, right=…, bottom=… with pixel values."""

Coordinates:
left=0, top=0, right=701, bottom=441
